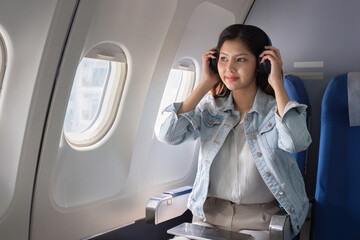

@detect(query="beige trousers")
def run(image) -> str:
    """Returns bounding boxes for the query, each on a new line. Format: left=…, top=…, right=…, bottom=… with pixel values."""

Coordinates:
left=173, top=197, right=280, bottom=240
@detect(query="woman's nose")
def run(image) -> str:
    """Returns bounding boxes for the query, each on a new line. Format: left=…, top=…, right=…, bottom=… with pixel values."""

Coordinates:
left=225, top=60, right=236, bottom=72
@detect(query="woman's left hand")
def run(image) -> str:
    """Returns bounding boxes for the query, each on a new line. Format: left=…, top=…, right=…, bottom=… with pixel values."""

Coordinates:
left=259, top=46, right=283, bottom=90
left=260, top=46, right=290, bottom=117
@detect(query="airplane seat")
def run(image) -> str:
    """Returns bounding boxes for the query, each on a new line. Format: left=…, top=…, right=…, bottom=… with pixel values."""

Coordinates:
left=283, top=74, right=311, bottom=174
left=146, top=75, right=312, bottom=240
left=313, top=72, right=360, bottom=240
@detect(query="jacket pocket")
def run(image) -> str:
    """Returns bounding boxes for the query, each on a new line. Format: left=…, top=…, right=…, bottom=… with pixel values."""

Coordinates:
left=259, top=118, right=278, bottom=149
left=200, top=109, right=222, bottom=140
left=201, top=109, right=222, bottom=127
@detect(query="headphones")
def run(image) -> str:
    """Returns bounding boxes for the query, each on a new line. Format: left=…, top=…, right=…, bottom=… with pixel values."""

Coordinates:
left=209, top=52, right=219, bottom=74
left=209, top=33, right=272, bottom=75
left=257, top=33, right=272, bottom=74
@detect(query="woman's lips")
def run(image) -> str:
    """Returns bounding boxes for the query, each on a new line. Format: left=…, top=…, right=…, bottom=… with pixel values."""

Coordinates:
left=225, top=76, right=239, bottom=82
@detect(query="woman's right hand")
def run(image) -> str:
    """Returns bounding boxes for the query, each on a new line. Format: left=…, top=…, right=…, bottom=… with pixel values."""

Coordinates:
left=177, top=48, right=221, bottom=114
left=201, top=48, right=221, bottom=90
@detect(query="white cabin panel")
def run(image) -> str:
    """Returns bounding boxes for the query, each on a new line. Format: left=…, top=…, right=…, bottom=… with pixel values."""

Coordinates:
left=0, top=0, right=57, bottom=218
left=143, top=1, right=236, bottom=187
left=0, top=0, right=77, bottom=239
left=31, top=0, right=178, bottom=239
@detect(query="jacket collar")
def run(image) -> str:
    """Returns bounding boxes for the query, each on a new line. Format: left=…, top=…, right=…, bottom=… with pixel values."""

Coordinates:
left=219, top=88, right=271, bottom=117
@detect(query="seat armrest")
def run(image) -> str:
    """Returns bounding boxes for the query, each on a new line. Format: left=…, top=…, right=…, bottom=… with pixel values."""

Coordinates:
left=269, top=200, right=313, bottom=240
left=269, top=208, right=291, bottom=240
left=145, top=186, right=192, bottom=224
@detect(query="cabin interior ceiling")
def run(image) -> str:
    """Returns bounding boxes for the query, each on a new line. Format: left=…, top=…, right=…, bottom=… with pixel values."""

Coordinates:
left=246, top=0, right=360, bottom=196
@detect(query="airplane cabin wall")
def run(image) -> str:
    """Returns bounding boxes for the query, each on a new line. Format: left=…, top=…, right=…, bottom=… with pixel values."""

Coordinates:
left=30, top=0, right=253, bottom=239
left=0, top=0, right=56, bottom=215
left=246, top=0, right=360, bottom=196
left=0, top=1, right=77, bottom=239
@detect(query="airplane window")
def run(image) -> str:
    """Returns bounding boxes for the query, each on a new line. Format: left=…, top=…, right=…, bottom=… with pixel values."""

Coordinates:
left=0, top=34, right=6, bottom=93
left=64, top=43, right=127, bottom=147
left=154, top=58, right=196, bottom=136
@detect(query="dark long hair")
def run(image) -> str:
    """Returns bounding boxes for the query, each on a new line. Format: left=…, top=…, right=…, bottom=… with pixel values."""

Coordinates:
left=211, top=24, right=275, bottom=97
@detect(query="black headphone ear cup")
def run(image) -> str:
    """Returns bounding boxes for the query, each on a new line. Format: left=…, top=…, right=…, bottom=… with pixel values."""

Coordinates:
left=258, top=57, right=271, bottom=74
left=209, top=53, right=219, bottom=74
left=258, top=33, right=272, bottom=74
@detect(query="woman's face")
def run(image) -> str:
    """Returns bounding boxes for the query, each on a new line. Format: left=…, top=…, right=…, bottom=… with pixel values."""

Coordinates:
left=217, top=39, right=257, bottom=92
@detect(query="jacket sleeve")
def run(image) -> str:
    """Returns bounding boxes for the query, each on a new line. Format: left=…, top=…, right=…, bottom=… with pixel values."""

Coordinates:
left=157, top=101, right=201, bottom=145
left=275, top=100, right=312, bottom=152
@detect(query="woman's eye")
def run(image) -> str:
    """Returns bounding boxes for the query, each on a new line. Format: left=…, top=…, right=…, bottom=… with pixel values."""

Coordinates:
left=220, top=57, right=227, bottom=62
left=237, top=58, right=246, bottom=62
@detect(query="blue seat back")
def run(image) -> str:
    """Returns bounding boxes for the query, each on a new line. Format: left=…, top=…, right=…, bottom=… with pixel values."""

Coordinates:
left=283, top=74, right=311, bottom=174
left=313, top=73, right=360, bottom=239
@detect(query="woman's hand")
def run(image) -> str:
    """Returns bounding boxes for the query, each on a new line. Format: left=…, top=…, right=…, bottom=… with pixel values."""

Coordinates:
left=201, top=48, right=221, bottom=90
left=177, top=48, right=220, bottom=114
left=259, top=46, right=283, bottom=90
left=259, top=46, right=289, bottom=118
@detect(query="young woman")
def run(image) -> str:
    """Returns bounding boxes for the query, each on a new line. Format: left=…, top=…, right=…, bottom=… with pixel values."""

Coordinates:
left=158, top=24, right=311, bottom=240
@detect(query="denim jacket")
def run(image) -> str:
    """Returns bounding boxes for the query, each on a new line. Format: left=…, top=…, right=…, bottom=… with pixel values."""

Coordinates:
left=158, top=88, right=312, bottom=236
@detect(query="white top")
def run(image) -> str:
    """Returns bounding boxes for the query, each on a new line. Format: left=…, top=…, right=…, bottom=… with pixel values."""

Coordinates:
left=208, top=120, right=275, bottom=204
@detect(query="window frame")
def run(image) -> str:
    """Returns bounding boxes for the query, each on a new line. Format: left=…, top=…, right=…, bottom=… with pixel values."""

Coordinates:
left=0, top=34, right=7, bottom=94
left=64, top=43, right=127, bottom=147
left=154, top=58, right=196, bottom=138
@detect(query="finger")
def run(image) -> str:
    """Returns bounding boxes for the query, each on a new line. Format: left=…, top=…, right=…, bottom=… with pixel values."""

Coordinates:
left=203, top=52, right=216, bottom=61
left=203, top=51, right=216, bottom=55
left=260, top=54, right=271, bottom=64
left=264, top=45, right=278, bottom=50
left=264, top=46, right=280, bottom=52
left=259, top=50, right=281, bottom=60
left=203, top=50, right=217, bottom=56
left=263, top=46, right=281, bottom=58
left=204, top=54, right=217, bottom=60
left=204, top=47, right=217, bottom=54
left=260, top=54, right=282, bottom=66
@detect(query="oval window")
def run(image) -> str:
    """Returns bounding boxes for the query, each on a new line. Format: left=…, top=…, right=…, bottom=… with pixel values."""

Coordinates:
left=154, top=58, right=196, bottom=137
left=64, top=43, right=127, bottom=147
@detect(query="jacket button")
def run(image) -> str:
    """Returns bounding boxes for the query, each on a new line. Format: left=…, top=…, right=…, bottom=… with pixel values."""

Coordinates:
left=278, top=190, right=284, bottom=196
left=247, top=115, right=252, bottom=121
left=256, top=152, right=262, bottom=157
left=265, top=172, right=271, bottom=177
left=250, top=135, right=256, bottom=139
left=268, top=122, right=272, bottom=127
left=290, top=208, right=295, bottom=213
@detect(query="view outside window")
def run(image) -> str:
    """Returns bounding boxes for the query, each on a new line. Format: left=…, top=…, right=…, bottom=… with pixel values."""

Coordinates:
left=64, top=58, right=110, bottom=134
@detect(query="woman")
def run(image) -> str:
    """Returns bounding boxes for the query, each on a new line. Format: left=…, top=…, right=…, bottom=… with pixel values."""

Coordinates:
left=158, top=24, right=311, bottom=240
